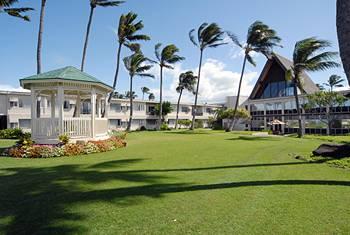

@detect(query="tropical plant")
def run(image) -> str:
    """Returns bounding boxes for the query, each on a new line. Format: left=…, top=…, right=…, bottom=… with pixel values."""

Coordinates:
left=150, top=43, right=184, bottom=129
left=80, top=0, right=124, bottom=71
left=148, top=92, right=155, bottom=101
left=316, top=83, right=326, bottom=91
left=123, top=52, right=154, bottom=131
left=177, top=119, right=191, bottom=129
left=175, top=71, right=197, bottom=129
left=337, top=0, right=350, bottom=85
left=227, top=21, right=281, bottom=131
left=323, top=74, right=345, bottom=91
left=155, top=101, right=173, bottom=122
left=220, top=108, right=250, bottom=131
left=141, top=86, right=150, bottom=100
left=189, top=22, right=226, bottom=129
left=125, top=91, right=137, bottom=99
left=112, top=91, right=125, bottom=99
left=109, top=12, right=150, bottom=102
left=0, top=0, right=33, bottom=21
left=306, top=91, right=346, bottom=135
left=286, top=37, right=340, bottom=137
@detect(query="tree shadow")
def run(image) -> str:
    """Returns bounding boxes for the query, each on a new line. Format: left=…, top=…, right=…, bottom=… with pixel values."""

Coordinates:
left=0, top=158, right=349, bottom=234
left=226, top=136, right=280, bottom=141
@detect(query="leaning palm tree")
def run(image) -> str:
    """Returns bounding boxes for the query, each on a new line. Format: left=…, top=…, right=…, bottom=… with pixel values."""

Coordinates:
left=189, top=22, right=226, bottom=129
left=123, top=52, right=154, bottom=131
left=337, top=0, right=350, bottom=85
left=80, top=0, right=124, bottom=71
left=323, top=74, right=345, bottom=91
left=0, top=0, right=34, bottom=21
left=151, top=43, right=184, bottom=129
left=141, top=86, right=150, bottom=100
left=108, top=12, right=150, bottom=102
left=286, top=37, right=340, bottom=138
left=36, top=0, right=47, bottom=74
left=175, top=71, right=197, bottom=129
left=227, top=21, right=281, bottom=131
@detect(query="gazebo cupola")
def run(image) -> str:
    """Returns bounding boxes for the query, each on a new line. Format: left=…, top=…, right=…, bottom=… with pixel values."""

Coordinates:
left=20, top=66, right=113, bottom=144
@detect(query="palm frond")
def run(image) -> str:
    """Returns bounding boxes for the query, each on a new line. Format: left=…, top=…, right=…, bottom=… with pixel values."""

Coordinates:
left=0, top=0, right=18, bottom=7
left=155, top=43, right=162, bottom=62
left=246, top=53, right=256, bottom=66
left=4, top=7, right=34, bottom=21
left=227, top=31, right=242, bottom=48
left=96, top=0, right=124, bottom=7
left=189, top=29, right=198, bottom=47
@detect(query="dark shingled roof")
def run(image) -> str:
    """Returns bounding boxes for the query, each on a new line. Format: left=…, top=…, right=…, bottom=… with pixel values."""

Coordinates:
left=249, top=53, right=319, bottom=99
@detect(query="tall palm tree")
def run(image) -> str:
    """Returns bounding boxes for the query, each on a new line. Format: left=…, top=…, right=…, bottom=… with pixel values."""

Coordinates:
left=323, top=74, right=345, bottom=91
left=0, top=0, right=33, bottom=21
left=108, top=12, right=150, bottom=102
left=123, top=52, right=154, bottom=131
left=189, top=22, right=226, bottom=129
left=175, top=71, right=197, bottom=129
left=227, top=21, right=281, bottom=131
left=286, top=37, right=340, bottom=138
left=141, top=86, right=150, bottom=100
left=148, top=93, right=155, bottom=101
left=36, top=0, right=47, bottom=74
left=151, top=43, right=184, bottom=129
left=80, top=0, right=124, bottom=71
left=337, top=0, right=350, bottom=85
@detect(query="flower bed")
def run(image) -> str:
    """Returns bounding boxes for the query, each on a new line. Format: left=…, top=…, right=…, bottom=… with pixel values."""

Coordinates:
left=4, top=136, right=127, bottom=158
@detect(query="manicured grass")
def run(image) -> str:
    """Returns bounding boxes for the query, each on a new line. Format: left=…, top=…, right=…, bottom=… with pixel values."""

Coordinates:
left=0, top=131, right=349, bottom=234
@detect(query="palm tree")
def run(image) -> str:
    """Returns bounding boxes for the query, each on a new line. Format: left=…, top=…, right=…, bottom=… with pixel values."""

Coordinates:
left=141, top=86, right=150, bottom=100
left=189, top=22, right=226, bottom=129
left=36, top=0, right=47, bottom=74
left=175, top=71, right=197, bottom=129
left=151, top=43, right=184, bottom=129
left=286, top=37, right=340, bottom=138
left=0, top=0, right=34, bottom=21
left=80, top=0, right=124, bottom=71
left=123, top=52, right=154, bottom=131
left=227, top=21, right=281, bottom=131
left=323, top=74, right=345, bottom=91
left=316, top=83, right=326, bottom=91
left=108, top=12, right=150, bottom=102
left=125, top=91, right=137, bottom=99
left=337, top=0, right=350, bottom=85
left=148, top=93, right=155, bottom=101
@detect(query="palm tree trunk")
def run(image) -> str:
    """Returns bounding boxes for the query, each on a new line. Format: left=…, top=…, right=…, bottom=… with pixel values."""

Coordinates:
left=191, top=49, right=204, bottom=130
left=142, top=92, right=144, bottom=100
left=127, top=76, right=133, bottom=131
left=158, top=65, right=163, bottom=129
left=229, top=53, right=248, bottom=131
left=36, top=0, right=46, bottom=74
left=293, top=76, right=303, bottom=138
left=337, top=0, right=350, bottom=85
left=81, top=6, right=95, bottom=72
left=108, top=42, right=123, bottom=102
left=175, top=89, right=183, bottom=129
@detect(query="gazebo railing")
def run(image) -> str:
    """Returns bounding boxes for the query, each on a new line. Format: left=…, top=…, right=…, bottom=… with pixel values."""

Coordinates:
left=33, top=118, right=59, bottom=138
left=63, top=117, right=91, bottom=138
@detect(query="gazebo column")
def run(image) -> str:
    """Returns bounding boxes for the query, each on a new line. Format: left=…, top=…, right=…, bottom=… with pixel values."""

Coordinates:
left=97, top=96, right=101, bottom=118
left=57, top=86, right=64, bottom=135
left=76, top=92, right=81, bottom=117
left=51, top=92, right=55, bottom=118
left=91, top=88, right=96, bottom=138
left=30, top=87, right=37, bottom=137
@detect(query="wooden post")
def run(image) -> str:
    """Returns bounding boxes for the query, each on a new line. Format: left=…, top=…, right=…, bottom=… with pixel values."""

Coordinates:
left=97, top=96, right=101, bottom=118
left=57, top=86, right=64, bottom=135
left=51, top=92, right=55, bottom=118
left=91, top=88, right=96, bottom=138
left=76, top=91, right=81, bottom=117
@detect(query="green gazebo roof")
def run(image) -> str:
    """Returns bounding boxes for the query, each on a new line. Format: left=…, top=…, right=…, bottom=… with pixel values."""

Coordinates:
left=20, top=66, right=113, bottom=89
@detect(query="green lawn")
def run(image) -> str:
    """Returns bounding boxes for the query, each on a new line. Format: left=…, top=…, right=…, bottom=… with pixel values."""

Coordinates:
left=0, top=131, right=350, bottom=234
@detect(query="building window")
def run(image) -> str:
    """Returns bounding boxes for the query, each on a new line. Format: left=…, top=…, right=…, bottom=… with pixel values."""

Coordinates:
left=18, top=99, right=23, bottom=108
left=82, top=102, right=90, bottom=114
left=10, top=122, right=18, bottom=128
left=110, top=103, right=121, bottom=112
left=134, top=103, right=145, bottom=111
left=19, top=119, right=31, bottom=129
left=9, top=101, right=18, bottom=108
left=64, top=100, right=70, bottom=110
left=181, top=106, right=190, bottom=113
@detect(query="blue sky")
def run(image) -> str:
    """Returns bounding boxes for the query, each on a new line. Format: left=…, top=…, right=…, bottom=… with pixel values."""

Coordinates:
left=0, top=0, right=345, bottom=103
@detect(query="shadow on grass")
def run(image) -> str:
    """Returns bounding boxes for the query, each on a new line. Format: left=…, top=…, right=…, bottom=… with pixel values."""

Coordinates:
left=226, top=136, right=280, bottom=141
left=0, top=158, right=349, bottom=234
left=163, top=130, right=212, bottom=135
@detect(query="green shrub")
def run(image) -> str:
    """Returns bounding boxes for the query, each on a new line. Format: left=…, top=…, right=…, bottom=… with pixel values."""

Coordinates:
left=59, top=134, right=70, bottom=145
left=194, top=120, right=204, bottom=129
left=0, top=128, right=23, bottom=139
left=16, top=132, right=33, bottom=146
left=160, top=123, right=170, bottom=131
left=178, top=120, right=191, bottom=128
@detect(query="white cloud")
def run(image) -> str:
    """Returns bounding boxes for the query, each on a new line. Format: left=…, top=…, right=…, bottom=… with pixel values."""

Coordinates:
left=149, top=58, right=258, bottom=104
left=0, top=84, right=29, bottom=92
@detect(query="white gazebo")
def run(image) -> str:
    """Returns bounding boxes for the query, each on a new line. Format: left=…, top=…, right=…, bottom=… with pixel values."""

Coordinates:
left=20, top=66, right=113, bottom=144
